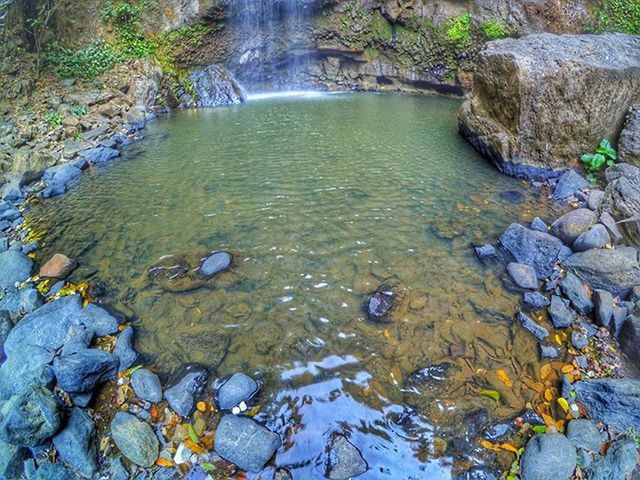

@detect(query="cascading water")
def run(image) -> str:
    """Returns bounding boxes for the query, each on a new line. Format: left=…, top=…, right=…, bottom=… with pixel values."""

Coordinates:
left=225, top=0, right=315, bottom=92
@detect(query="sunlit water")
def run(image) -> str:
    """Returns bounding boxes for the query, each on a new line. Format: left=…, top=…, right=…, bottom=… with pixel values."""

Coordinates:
left=32, top=93, right=564, bottom=478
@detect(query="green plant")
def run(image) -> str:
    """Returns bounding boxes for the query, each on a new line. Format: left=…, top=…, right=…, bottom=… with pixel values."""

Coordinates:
left=580, top=139, right=617, bottom=182
left=46, top=40, right=122, bottom=80
left=102, top=1, right=156, bottom=59
left=481, top=18, right=510, bottom=39
left=445, top=13, right=472, bottom=47
left=44, top=111, right=62, bottom=128
left=71, top=104, right=87, bottom=117
left=505, top=446, right=525, bottom=480
left=593, top=0, right=640, bottom=35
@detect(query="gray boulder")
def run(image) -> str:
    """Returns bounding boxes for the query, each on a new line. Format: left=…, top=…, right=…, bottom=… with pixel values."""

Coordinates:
left=0, top=202, right=20, bottom=224
left=549, top=295, right=575, bottom=328
left=32, top=462, right=74, bottom=480
left=619, top=106, right=640, bottom=165
left=325, top=434, right=368, bottom=480
left=519, top=433, right=576, bottom=480
left=499, top=224, right=567, bottom=278
left=3, top=295, right=119, bottom=355
left=197, top=251, right=232, bottom=277
left=563, top=378, right=640, bottom=431
left=79, top=146, right=120, bottom=165
left=0, top=345, right=54, bottom=400
left=214, top=415, right=281, bottom=473
left=553, top=170, right=589, bottom=200
left=593, top=289, right=614, bottom=328
left=620, top=315, right=640, bottom=366
left=52, top=408, right=97, bottom=478
left=0, top=439, right=29, bottom=480
left=0, top=386, right=62, bottom=446
left=130, top=369, right=163, bottom=403
left=42, top=164, right=82, bottom=198
left=570, top=331, right=589, bottom=350
left=562, top=247, right=640, bottom=298
left=559, top=273, right=593, bottom=315
left=53, top=349, right=118, bottom=393
left=216, top=373, right=259, bottom=410
left=539, top=344, right=559, bottom=359
left=550, top=209, right=598, bottom=245
left=587, top=190, right=605, bottom=211
left=459, top=33, right=640, bottom=179
left=110, top=412, right=159, bottom=467
left=165, top=369, right=207, bottom=417
left=523, top=292, right=550, bottom=310
left=566, top=419, right=602, bottom=453
left=179, top=65, right=245, bottom=109
left=506, top=263, right=538, bottom=289
left=113, top=326, right=137, bottom=373
left=0, top=250, right=32, bottom=289
left=530, top=217, right=548, bottom=232
left=572, top=224, right=610, bottom=252
left=601, top=163, right=640, bottom=244
left=584, top=438, right=638, bottom=480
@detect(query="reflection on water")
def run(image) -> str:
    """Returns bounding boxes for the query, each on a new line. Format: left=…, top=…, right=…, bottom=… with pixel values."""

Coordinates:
left=32, top=93, right=564, bottom=478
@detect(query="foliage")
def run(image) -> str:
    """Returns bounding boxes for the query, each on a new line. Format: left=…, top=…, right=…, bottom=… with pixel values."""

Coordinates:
left=592, top=0, right=640, bottom=35
left=101, top=0, right=156, bottom=59
left=71, top=104, right=87, bottom=117
left=506, top=447, right=525, bottom=480
left=445, top=13, right=472, bottom=47
left=44, top=111, right=62, bottom=128
left=580, top=139, right=617, bottom=182
left=153, top=24, right=210, bottom=74
left=481, top=18, right=511, bottom=39
left=0, top=0, right=13, bottom=28
left=46, top=40, right=122, bottom=80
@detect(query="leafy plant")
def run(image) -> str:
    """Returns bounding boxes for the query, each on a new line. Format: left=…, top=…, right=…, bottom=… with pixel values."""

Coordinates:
left=102, top=1, right=156, bottom=59
left=44, top=111, right=63, bottom=128
left=506, top=447, right=525, bottom=480
left=580, top=139, right=617, bottom=182
left=70, top=104, right=87, bottom=117
left=46, top=40, right=122, bottom=80
left=445, top=13, right=472, bottom=47
left=592, top=0, right=640, bottom=35
left=481, top=18, right=510, bottom=39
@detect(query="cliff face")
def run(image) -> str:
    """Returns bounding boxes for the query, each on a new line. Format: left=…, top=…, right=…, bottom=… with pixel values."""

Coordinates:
left=38, top=0, right=596, bottom=93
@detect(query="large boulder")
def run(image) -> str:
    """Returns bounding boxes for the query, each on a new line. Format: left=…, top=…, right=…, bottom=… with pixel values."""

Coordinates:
left=519, top=433, right=576, bottom=480
left=0, top=438, right=29, bottom=480
left=562, top=247, right=640, bottom=298
left=563, top=378, right=640, bottom=431
left=0, top=250, right=32, bottom=289
left=0, top=345, right=55, bottom=400
left=499, top=223, right=567, bottom=278
left=550, top=209, right=598, bottom=245
left=52, top=408, right=97, bottom=478
left=53, top=349, right=118, bottom=393
left=600, top=163, right=640, bottom=245
left=178, top=65, right=245, bottom=108
left=459, top=33, right=640, bottom=179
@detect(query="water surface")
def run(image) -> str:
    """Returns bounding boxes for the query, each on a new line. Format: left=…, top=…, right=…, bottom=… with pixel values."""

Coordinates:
left=32, top=93, right=563, bottom=478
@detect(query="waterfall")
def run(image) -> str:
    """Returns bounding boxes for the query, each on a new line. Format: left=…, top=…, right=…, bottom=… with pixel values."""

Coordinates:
left=226, top=0, right=314, bottom=92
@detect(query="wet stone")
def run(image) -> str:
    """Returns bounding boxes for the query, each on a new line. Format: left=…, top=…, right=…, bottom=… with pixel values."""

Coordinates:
left=325, top=434, right=368, bottom=480
left=214, top=415, right=281, bottom=473
left=52, top=407, right=97, bottom=478
left=506, top=262, right=538, bottom=289
left=113, top=326, right=137, bottom=372
left=572, top=224, right=610, bottom=252
left=570, top=331, right=589, bottom=350
left=131, top=369, right=163, bottom=403
left=53, top=348, right=119, bottom=393
left=516, top=311, right=549, bottom=341
left=453, top=466, right=499, bottom=480
left=553, top=170, right=588, bottom=199
left=405, top=363, right=457, bottom=395
left=559, top=273, right=593, bottom=315
left=216, top=373, right=259, bottom=411
left=550, top=208, right=598, bottom=245
left=110, top=412, right=159, bottom=467
left=584, top=438, right=637, bottom=480
left=0, top=250, right=32, bottom=289
left=539, top=344, right=559, bottom=359
left=165, top=369, right=207, bottom=417
left=197, top=251, right=232, bottom=277
left=593, top=289, right=614, bottom=329
left=566, top=419, right=602, bottom=453
left=39, top=253, right=76, bottom=279
left=530, top=217, right=547, bottom=232
left=520, top=433, right=576, bottom=480
left=474, top=244, right=496, bottom=261
left=524, top=292, right=550, bottom=310
left=363, top=287, right=395, bottom=322
left=549, top=295, right=575, bottom=328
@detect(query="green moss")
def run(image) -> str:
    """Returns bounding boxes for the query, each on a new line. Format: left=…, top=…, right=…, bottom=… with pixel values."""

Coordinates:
left=481, top=18, right=511, bottom=39
left=445, top=13, right=472, bottom=47
left=370, top=12, right=393, bottom=43
left=153, top=24, right=211, bottom=74
left=592, top=0, right=640, bottom=34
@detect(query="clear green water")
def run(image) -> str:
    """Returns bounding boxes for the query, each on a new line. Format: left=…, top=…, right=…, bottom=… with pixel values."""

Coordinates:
left=32, top=93, right=562, bottom=478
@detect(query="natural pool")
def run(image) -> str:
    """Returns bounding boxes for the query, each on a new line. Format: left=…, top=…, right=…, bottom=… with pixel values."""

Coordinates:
left=32, top=93, right=564, bottom=478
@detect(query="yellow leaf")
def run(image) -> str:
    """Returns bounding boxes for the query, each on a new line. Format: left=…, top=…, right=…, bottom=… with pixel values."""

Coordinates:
left=196, top=401, right=207, bottom=412
left=561, top=365, right=575, bottom=374
left=156, top=458, right=174, bottom=467
left=557, top=397, right=570, bottom=413
left=544, top=388, right=554, bottom=402
left=496, top=370, right=513, bottom=387
left=479, top=389, right=500, bottom=402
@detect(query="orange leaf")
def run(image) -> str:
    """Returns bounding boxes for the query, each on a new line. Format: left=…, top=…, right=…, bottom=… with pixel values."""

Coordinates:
left=561, top=364, right=575, bottom=374
left=184, top=439, right=206, bottom=454
left=544, top=388, right=554, bottom=402
left=499, top=443, right=519, bottom=453
left=496, top=370, right=513, bottom=388
left=156, top=458, right=174, bottom=467
left=196, top=401, right=207, bottom=412
left=540, top=364, right=552, bottom=381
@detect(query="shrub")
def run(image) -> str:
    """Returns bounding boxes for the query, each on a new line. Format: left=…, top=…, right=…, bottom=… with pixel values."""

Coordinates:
left=481, top=18, right=510, bottom=39
left=580, top=139, right=617, bottom=182
left=445, top=13, right=472, bottom=47
left=101, top=1, right=156, bottom=59
left=46, top=40, right=122, bottom=80
left=593, top=0, right=640, bottom=34
left=44, top=111, right=63, bottom=128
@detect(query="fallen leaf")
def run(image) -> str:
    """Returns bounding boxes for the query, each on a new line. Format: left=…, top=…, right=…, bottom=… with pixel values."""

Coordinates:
left=479, top=389, right=501, bottom=402
left=497, top=370, right=513, bottom=387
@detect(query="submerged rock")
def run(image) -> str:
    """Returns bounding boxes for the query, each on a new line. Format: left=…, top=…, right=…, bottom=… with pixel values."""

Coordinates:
left=562, top=247, right=640, bottom=298
left=516, top=311, right=549, bottom=341
left=39, top=253, right=76, bottom=279
left=197, top=251, right=232, bottom=278
left=519, top=433, right=576, bottom=480
left=474, top=244, right=496, bottom=262
left=523, top=292, right=550, bottom=310
left=214, top=415, right=281, bottom=473
left=325, top=434, right=368, bottom=480
left=498, top=224, right=566, bottom=278
left=459, top=33, right=640, bottom=179
left=216, top=373, right=259, bottom=411
left=549, top=295, right=575, bottom=328
left=0, top=385, right=62, bottom=446
left=111, top=412, right=159, bottom=467
left=363, top=286, right=396, bottom=322
left=165, top=368, right=207, bottom=417
left=0, top=250, right=32, bottom=289
left=506, top=262, right=538, bottom=289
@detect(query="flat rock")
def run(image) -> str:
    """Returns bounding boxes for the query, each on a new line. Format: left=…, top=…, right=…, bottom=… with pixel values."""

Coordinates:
left=550, top=209, right=598, bottom=245
left=131, top=369, right=162, bottom=403
left=216, top=373, right=259, bottom=411
left=325, top=434, right=368, bottom=480
left=52, top=407, right=97, bottom=478
left=0, top=250, right=32, bottom=289
left=0, top=385, right=62, bottom=446
left=523, top=292, right=550, bottom=310
left=539, top=344, right=559, bottom=359
left=559, top=273, right=593, bottom=315
left=506, top=262, right=538, bottom=289
left=572, top=224, right=610, bottom=252
left=39, top=253, right=76, bottom=279
left=563, top=378, right=640, bottom=431
left=214, top=415, right=281, bottom=473
left=562, top=247, right=640, bottom=298
left=110, top=412, right=159, bottom=467
left=79, top=146, right=120, bottom=164
left=53, top=348, right=119, bottom=393
left=499, top=224, right=567, bottom=278
left=0, top=344, right=54, bottom=400
left=519, top=433, right=576, bottom=480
